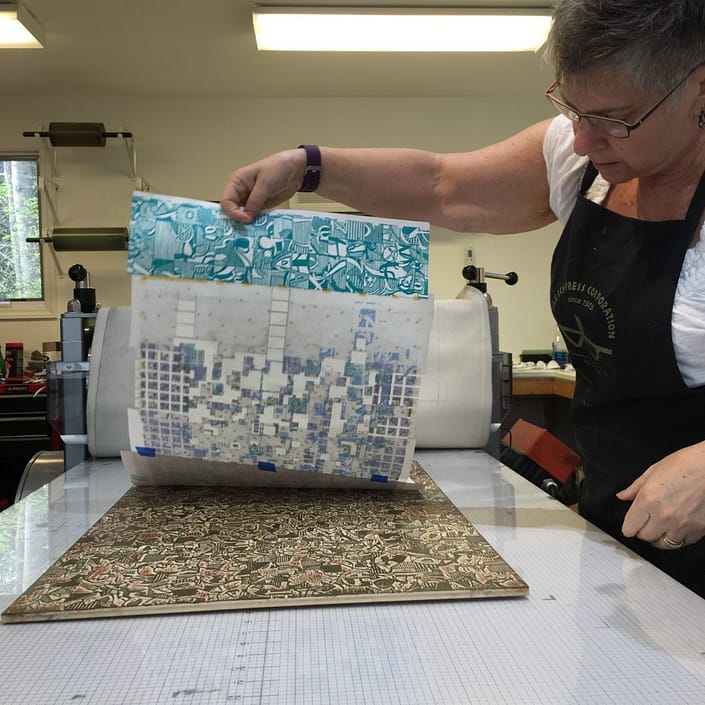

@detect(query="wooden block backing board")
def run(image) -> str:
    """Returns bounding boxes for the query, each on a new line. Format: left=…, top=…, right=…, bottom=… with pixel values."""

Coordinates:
left=2, top=462, right=527, bottom=623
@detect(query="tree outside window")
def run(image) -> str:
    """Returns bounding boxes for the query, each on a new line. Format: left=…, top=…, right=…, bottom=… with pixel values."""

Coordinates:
left=0, top=156, right=43, bottom=301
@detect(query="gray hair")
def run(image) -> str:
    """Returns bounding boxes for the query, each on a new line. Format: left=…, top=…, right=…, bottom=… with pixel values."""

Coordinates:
left=545, top=0, right=705, bottom=94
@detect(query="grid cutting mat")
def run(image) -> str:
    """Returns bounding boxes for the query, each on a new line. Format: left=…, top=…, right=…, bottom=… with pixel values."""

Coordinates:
left=2, top=462, right=527, bottom=623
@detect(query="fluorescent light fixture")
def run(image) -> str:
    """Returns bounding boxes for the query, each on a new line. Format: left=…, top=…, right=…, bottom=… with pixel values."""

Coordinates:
left=0, top=2, right=45, bottom=48
left=252, top=5, right=553, bottom=52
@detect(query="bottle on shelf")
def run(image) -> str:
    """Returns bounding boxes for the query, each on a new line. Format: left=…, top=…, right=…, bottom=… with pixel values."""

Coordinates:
left=551, top=328, right=569, bottom=368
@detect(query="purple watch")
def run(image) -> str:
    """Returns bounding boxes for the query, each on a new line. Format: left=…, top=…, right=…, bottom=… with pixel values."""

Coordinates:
left=298, top=144, right=321, bottom=192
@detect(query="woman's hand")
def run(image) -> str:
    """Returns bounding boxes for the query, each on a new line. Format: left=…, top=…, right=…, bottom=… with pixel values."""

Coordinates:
left=220, top=149, right=307, bottom=223
left=618, top=441, right=705, bottom=549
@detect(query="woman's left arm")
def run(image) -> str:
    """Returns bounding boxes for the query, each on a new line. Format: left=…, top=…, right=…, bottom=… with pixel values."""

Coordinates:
left=618, top=441, right=705, bottom=548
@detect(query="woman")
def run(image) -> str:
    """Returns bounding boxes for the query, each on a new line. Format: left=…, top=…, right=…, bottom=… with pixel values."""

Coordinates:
left=221, top=0, right=705, bottom=596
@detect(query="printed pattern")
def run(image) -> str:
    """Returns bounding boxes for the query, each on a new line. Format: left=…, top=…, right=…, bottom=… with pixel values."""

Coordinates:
left=2, top=463, right=528, bottom=623
left=129, top=278, right=433, bottom=482
left=127, top=192, right=429, bottom=297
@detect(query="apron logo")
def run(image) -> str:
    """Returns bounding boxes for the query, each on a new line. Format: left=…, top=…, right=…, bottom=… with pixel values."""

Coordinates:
left=560, top=316, right=613, bottom=376
left=553, top=280, right=617, bottom=378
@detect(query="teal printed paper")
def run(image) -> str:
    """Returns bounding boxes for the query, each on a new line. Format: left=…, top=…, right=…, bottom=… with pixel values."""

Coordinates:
left=128, top=192, right=429, bottom=297
left=127, top=191, right=433, bottom=484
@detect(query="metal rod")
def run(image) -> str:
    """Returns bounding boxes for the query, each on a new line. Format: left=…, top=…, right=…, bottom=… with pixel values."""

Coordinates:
left=22, top=130, right=133, bottom=139
left=38, top=175, right=59, bottom=224
left=27, top=234, right=65, bottom=277
left=121, top=134, right=138, bottom=180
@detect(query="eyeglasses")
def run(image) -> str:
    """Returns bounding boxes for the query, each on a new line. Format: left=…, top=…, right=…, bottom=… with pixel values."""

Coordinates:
left=544, top=69, right=697, bottom=138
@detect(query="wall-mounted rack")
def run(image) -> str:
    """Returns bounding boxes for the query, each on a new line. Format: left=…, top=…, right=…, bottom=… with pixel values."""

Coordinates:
left=22, top=122, right=149, bottom=274
left=23, top=122, right=150, bottom=190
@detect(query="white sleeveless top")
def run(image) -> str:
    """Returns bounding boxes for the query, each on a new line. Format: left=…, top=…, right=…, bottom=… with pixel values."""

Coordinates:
left=543, top=116, right=705, bottom=388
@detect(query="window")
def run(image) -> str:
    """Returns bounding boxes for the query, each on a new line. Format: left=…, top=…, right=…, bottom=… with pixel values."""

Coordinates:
left=0, top=156, right=43, bottom=301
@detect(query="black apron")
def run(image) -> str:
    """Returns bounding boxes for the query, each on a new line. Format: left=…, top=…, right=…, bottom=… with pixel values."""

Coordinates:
left=551, top=163, right=705, bottom=597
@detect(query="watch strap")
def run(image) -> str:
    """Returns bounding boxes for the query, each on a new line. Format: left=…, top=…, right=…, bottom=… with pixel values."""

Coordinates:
left=297, top=144, right=321, bottom=192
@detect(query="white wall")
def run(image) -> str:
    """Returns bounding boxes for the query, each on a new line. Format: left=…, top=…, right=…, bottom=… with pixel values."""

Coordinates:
left=0, top=95, right=559, bottom=359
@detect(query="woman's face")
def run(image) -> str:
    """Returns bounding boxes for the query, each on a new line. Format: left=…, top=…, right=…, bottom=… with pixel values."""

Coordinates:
left=560, top=68, right=705, bottom=185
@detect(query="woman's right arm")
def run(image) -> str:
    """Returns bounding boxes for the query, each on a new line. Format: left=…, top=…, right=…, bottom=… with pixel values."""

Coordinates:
left=221, top=118, right=557, bottom=235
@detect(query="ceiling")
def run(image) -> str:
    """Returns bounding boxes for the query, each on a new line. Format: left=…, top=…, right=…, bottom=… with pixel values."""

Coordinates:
left=0, top=0, right=557, bottom=98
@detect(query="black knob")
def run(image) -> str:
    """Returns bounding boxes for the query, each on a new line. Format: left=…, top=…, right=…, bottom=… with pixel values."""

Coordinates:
left=540, top=478, right=559, bottom=497
left=461, top=264, right=478, bottom=282
left=505, top=271, right=519, bottom=286
left=68, top=263, right=88, bottom=283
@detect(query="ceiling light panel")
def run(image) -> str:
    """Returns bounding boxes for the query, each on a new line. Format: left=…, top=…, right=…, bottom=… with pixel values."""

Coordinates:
left=252, top=6, right=553, bottom=52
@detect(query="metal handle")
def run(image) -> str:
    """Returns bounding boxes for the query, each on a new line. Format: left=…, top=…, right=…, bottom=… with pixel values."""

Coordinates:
left=485, top=270, right=519, bottom=286
left=462, top=265, right=519, bottom=286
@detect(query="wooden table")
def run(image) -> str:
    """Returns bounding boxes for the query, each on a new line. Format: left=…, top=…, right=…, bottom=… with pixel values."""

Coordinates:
left=512, top=369, right=575, bottom=399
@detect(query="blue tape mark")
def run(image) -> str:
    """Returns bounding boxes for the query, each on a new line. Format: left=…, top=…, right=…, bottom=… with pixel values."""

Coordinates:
left=257, top=461, right=276, bottom=472
left=370, top=474, right=389, bottom=483
left=136, top=446, right=156, bottom=457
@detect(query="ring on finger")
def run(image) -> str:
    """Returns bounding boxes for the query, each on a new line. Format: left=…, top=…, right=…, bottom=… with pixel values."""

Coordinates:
left=661, top=534, right=686, bottom=549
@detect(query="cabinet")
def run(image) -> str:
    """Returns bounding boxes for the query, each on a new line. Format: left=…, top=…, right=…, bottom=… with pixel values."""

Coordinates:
left=0, top=382, right=55, bottom=509
left=506, top=372, right=578, bottom=454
